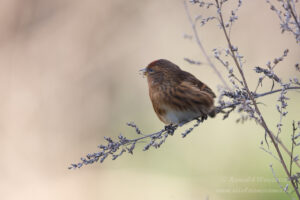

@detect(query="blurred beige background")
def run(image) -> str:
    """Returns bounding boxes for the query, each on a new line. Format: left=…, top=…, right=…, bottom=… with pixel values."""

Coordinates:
left=1, top=0, right=300, bottom=200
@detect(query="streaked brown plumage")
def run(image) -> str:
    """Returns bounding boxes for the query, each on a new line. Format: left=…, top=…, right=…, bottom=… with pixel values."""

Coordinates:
left=141, top=59, right=216, bottom=125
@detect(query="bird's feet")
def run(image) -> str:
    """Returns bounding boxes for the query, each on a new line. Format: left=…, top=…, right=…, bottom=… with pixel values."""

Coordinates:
left=200, top=114, right=208, bottom=121
left=164, top=124, right=178, bottom=135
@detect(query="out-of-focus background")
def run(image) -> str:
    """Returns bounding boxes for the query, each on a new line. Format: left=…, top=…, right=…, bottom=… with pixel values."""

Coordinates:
left=1, top=0, right=299, bottom=199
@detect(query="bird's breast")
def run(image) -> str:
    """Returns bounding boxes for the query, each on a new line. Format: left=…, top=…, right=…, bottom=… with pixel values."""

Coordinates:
left=160, top=105, right=201, bottom=125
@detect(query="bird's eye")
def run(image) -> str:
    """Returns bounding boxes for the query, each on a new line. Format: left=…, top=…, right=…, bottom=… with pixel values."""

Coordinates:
left=148, top=68, right=154, bottom=73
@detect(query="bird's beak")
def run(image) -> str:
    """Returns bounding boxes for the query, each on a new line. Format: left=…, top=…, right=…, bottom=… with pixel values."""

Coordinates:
left=139, top=68, right=148, bottom=77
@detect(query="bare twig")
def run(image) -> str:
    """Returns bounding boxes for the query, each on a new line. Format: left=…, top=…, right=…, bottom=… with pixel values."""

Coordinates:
left=69, top=85, right=300, bottom=169
left=215, top=0, right=300, bottom=197
left=184, top=0, right=230, bottom=89
left=270, top=164, right=293, bottom=198
left=290, top=121, right=297, bottom=179
left=287, top=0, right=300, bottom=32
left=260, top=146, right=281, bottom=162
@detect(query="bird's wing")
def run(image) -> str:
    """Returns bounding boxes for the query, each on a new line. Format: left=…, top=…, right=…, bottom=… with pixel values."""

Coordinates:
left=179, top=71, right=216, bottom=98
left=166, top=79, right=215, bottom=116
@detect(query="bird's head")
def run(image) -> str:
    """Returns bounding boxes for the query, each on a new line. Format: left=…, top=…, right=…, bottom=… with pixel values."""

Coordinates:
left=140, top=59, right=181, bottom=84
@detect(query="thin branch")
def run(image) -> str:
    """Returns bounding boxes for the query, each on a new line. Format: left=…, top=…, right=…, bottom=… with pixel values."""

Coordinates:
left=260, top=146, right=281, bottom=162
left=287, top=0, right=300, bottom=32
left=218, top=86, right=300, bottom=111
left=254, top=49, right=289, bottom=93
left=270, top=164, right=293, bottom=198
left=184, top=0, right=230, bottom=89
left=255, top=87, right=300, bottom=98
left=219, top=86, right=300, bottom=169
left=69, top=85, right=300, bottom=169
left=215, top=0, right=300, bottom=197
left=290, top=121, right=297, bottom=178
left=274, top=133, right=300, bottom=169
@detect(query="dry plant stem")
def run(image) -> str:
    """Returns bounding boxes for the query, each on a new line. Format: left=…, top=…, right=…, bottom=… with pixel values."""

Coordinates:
left=219, top=86, right=300, bottom=110
left=255, top=87, right=300, bottom=98
left=184, top=1, right=230, bottom=89
left=270, top=164, right=293, bottom=197
left=185, top=0, right=300, bottom=168
left=69, top=86, right=300, bottom=169
left=290, top=122, right=296, bottom=178
left=276, top=133, right=300, bottom=169
left=215, top=0, right=300, bottom=198
left=287, top=0, right=300, bottom=31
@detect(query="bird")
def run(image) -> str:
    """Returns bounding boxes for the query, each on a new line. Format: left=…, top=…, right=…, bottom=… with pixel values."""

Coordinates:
left=141, top=59, right=216, bottom=126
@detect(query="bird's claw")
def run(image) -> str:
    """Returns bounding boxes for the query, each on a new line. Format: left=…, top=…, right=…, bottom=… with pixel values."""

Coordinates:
left=201, top=115, right=208, bottom=121
left=165, top=124, right=177, bottom=135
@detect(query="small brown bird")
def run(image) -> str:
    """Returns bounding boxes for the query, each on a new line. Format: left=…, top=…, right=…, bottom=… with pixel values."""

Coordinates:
left=141, top=59, right=216, bottom=125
